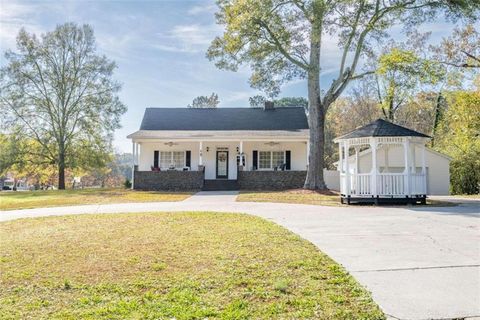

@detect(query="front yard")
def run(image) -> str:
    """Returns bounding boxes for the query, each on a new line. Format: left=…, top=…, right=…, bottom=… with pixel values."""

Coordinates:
left=0, top=188, right=192, bottom=211
left=0, top=212, right=384, bottom=319
left=237, top=189, right=342, bottom=206
left=237, top=189, right=457, bottom=206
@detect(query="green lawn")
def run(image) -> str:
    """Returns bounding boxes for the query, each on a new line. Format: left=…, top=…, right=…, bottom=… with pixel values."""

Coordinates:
left=450, top=194, right=480, bottom=199
left=0, top=188, right=193, bottom=211
left=0, top=212, right=384, bottom=319
left=237, top=190, right=343, bottom=206
left=237, top=190, right=455, bottom=207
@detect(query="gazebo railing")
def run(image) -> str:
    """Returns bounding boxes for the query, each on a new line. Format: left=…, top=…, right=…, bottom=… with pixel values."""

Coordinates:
left=352, top=173, right=371, bottom=195
left=410, top=173, right=427, bottom=195
left=341, top=172, right=426, bottom=197
left=377, top=173, right=405, bottom=196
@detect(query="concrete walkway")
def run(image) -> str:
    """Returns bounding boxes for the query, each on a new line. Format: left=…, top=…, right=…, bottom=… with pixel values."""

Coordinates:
left=1, top=192, right=479, bottom=320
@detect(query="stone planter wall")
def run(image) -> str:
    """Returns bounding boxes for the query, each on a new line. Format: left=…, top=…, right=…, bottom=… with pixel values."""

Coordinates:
left=134, top=171, right=204, bottom=191
left=237, top=171, right=307, bottom=190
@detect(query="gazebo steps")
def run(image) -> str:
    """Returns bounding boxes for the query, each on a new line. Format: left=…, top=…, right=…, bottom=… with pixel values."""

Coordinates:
left=341, top=195, right=427, bottom=205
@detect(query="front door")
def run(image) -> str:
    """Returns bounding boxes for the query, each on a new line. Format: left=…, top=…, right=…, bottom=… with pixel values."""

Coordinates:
left=216, top=151, right=228, bottom=179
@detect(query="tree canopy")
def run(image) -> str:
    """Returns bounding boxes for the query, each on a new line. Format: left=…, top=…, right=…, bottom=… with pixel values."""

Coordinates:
left=188, top=92, right=220, bottom=108
left=0, top=23, right=126, bottom=189
left=208, top=0, right=479, bottom=189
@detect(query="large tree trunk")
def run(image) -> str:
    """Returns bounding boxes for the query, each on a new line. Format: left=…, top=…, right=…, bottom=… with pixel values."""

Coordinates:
left=58, top=150, right=66, bottom=190
left=304, top=10, right=327, bottom=190
left=304, top=69, right=327, bottom=190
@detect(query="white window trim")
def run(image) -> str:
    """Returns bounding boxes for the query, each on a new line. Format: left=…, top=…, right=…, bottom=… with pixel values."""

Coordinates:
left=257, top=150, right=286, bottom=170
left=158, top=151, right=186, bottom=169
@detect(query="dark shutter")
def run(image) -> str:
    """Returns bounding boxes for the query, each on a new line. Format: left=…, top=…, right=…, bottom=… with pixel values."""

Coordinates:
left=253, top=150, right=258, bottom=170
left=185, top=151, right=191, bottom=167
left=154, top=150, right=159, bottom=168
left=285, top=151, right=291, bottom=170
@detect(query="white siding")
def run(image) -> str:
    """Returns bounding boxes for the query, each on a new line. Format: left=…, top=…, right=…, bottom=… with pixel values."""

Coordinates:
left=138, top=142, right=199, bottom=171
left=425, top=150, right=450, bottom=195
left=242, top=141, right=307, bottom=171
left=324, top=169, right=340, bottom=191
left=137, top=140, right=308, bottom=181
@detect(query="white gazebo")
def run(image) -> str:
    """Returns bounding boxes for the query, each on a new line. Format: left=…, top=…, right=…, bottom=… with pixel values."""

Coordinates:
left=334, top=119, right=430, bottom=205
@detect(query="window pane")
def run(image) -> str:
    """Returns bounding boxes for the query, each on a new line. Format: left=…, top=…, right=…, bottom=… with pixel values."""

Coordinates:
left=172, top=151, right=185, bottom=168
left=272, top=151, right=285, bottom=168
left=259, top=151, right=271, bottom=169
left=160, top=151, right=172, bottom=168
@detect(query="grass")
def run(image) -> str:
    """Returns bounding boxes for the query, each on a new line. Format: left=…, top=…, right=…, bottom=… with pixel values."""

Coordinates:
left=0, top=188, right=193, bottom=211
left=0, top=212, right=385, bottom=319
left=237, top=190, right=456, bottom=207
left=449, top=194, right=480, bottom=199
left=237, top=189, right=343, bottom=206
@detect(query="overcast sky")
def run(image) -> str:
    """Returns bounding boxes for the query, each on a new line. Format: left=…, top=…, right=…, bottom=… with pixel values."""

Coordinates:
left=0, top=0, right=470, bottom=152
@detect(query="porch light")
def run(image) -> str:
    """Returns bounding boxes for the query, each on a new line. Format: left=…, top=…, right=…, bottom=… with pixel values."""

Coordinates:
left=206, top=147, right=209, bottom=152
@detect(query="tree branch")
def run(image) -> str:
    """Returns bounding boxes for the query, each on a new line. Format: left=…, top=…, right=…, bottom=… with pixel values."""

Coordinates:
left=256, top=19, right=309, bottom=70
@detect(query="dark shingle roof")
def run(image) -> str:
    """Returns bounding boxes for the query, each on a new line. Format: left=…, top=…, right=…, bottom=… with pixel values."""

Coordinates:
left=139, top=107, right=309, bottom=131
left=336, top=119, right=430, bottom=140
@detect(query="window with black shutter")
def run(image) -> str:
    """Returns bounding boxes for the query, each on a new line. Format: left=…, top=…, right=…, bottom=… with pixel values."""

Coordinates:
left=154, top=150, right=159, bottom=168
left=186, top=151, right=191, bottom=168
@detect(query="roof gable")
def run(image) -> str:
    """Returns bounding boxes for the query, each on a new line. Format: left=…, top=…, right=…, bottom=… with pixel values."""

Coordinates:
left=139, top=107, right=309, bottom=131
left=336, top=119, right=430, bottom=140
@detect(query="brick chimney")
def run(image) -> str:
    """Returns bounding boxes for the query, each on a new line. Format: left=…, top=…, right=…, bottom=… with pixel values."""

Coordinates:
left=264, top=101, right=274, bottom=111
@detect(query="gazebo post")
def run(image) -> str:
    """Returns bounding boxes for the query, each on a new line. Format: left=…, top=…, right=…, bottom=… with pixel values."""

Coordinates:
left=345, top=142, right=350, bottom=201
left=354, top=146, right=359, bottom=174
left=338, top=142, right=343, bottom=202
left=338, top=142, right=343, bottom=173
left=404, top=138, right=411, bottom=199
left=370, top=138, right=378, bottom=203
left=421, top=142, right=427, bottom=197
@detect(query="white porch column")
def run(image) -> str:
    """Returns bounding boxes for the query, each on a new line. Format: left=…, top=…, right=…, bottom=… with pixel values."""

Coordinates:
left=239, top=141, right=244, bottom=169
left=371, top=138, right=378, bottom=197
left=421, top=142, right=427, bottom=194
left=131, top=141, right=136, bottom=189
left=135, top=143, right=139, bottom=166
left=199, top=141, right=203, bottom=166
left=345, top=142, right=350, bottom=196
left=404, top=138, right=411, bottom=197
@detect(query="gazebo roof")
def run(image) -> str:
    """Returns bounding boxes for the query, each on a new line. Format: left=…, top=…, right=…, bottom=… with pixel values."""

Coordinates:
left=335, top=119, right=430, bottom=140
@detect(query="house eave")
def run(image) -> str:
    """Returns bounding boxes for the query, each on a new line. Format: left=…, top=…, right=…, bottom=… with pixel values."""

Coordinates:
left=127, top=129, right=310, bottom=141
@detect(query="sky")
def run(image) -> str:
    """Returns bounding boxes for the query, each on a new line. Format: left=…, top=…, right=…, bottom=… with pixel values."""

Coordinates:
left=0, top=0, right=469, bottom=152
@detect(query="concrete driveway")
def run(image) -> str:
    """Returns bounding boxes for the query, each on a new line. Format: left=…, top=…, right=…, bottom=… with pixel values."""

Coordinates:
left=1, top=192, right=479, bottom=320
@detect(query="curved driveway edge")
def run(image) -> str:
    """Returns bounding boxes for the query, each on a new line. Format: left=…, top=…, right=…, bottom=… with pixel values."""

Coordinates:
left=1, top=191, right=479, bottom=320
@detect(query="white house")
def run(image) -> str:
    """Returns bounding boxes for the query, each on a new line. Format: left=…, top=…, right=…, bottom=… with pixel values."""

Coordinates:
left=333, top=119, right=451, bottom=204
left=127, top=103, right=310, bottom=190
